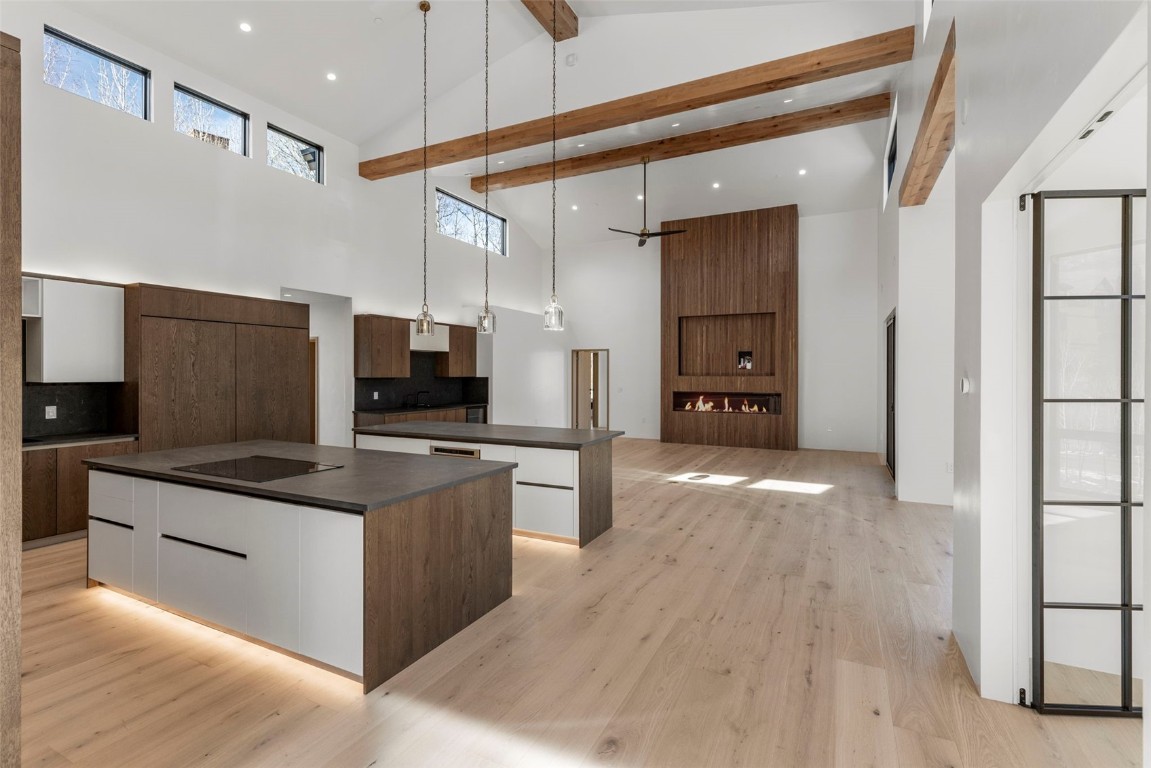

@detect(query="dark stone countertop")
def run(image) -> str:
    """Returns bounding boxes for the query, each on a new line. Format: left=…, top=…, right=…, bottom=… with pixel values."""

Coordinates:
left=22, top=432, right=139, bottom=451
left=84, top=439, right=517, bottom=514
left=353, top=422, right=625, bottom=451
left=353, top=402, right=488, bottom=415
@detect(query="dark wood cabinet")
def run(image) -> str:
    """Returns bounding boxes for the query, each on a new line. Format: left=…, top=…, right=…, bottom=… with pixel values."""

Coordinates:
left=55, top=441, right=138, bottom=535
left=353, top=407, right=478, bottom=429
left=435, top=325, right=477, bottom=378
left=21, top=449, right=56, bottom=542
left=139, top=317, right=236, bottom=453
left=355, top=315, right=410, bottom=378
left=236, top=324, right=310, bottom=443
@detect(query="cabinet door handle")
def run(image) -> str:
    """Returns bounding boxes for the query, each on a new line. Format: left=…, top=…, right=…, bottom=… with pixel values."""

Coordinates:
left=89, top=515, right=134, bottom=531
left=161, top=533, right=247, bottom=560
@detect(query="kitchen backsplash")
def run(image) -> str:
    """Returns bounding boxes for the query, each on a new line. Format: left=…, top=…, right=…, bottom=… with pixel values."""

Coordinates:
left=355, top=352, right=489, bottom=411
left=23, top=382, right=124, bottom=438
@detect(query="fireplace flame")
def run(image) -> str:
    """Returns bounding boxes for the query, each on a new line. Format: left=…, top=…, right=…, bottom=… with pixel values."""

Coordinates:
left=678, top=393, right=774, bottom=414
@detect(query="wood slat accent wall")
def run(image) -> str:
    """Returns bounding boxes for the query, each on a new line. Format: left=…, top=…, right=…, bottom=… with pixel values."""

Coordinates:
left=0, top=30, right=20, bottom=764
left=660, top=205, right=799, bottom=450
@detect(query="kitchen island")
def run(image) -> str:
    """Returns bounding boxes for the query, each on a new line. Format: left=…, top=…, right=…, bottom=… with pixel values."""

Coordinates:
left=353, top=422, right=623, bottom=547
left=84, top=439, right=515, bottom=692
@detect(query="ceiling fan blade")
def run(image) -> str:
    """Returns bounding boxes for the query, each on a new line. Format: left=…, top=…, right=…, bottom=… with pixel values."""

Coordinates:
left=608, top=227, right=642, bottom=237
left=645, top=229, right=688, bottom=238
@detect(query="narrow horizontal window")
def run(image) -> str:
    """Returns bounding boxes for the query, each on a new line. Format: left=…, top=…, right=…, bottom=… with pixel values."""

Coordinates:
left=42, top=26, right=149, bottom=119
left=435, top=188, right=508, bottom=256
left=174, top=85, right=248, bottom=156
left=267, top=124, right=323, bottom=183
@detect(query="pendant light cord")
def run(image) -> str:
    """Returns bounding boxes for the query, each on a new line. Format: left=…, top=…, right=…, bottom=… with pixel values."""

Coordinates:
left=482, top=0, right=491, bottom=314
left=422, top=2, right=429, bottom=308
left=550, top=0, right=557, bottom=298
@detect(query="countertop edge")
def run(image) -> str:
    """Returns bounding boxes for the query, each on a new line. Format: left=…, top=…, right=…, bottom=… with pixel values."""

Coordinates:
left=23, top=434, right=139, bottom=452
left=352, top=426, right=625, bottom=450
left=85, top=460, right=518, bottom=514
left=353, top=402, right=488, bottom=416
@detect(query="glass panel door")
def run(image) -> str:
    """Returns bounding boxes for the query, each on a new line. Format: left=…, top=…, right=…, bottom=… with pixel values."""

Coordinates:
left=1034, top=190, right=1146, bottom=716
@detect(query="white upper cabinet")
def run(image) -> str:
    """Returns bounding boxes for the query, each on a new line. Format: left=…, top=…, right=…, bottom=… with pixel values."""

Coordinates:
left=409, top=320, right=450, bottom=352
left=25, top=278, right=124, bottom=382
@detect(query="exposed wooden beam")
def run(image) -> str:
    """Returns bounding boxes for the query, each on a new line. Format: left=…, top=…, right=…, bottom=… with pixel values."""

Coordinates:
left=520, top=0, right=578, bottom=42
left=471, top=93, right=892, bottom=192
left=899, top=22, right=956, bottom=207
left=360, top=26, right=915, bottom=181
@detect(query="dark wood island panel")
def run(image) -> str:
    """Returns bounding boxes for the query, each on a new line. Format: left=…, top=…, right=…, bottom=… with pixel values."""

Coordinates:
left=363, top=471, right=512, bottom=690
left=577, top=439, right=613, bottom=548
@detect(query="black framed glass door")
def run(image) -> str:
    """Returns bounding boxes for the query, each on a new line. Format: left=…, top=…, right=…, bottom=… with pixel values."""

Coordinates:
left=1032, top=189, right=1146, bottom=716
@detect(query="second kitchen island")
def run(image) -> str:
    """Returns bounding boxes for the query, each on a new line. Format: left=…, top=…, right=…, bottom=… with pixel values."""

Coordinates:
left=84, top=440, right=515, bottom=692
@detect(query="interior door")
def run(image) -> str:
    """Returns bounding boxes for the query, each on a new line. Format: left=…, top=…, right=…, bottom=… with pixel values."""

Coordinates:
left=886, top=313, right=896, bottom=479
left=1032, top=189, right=1146, bottom=716
left=572, top=350, right=609, bottom=429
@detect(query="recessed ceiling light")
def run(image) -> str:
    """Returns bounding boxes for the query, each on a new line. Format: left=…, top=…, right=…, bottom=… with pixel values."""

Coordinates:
left=497, top=160, right=505, bottom=165
left=326, top=73, right=337, bottom=81
left=464, top=172, right=473, bottom=177
left=672, top=123, right=680, bottom=127
left=798, top=169, right=807, bottom=175
left=712, top=182, right=720, bottom=189
left=577, top=143, right=585, bottom=148
left=637, top=195, right=644, bottom=200
left=373, top=17, right=384, bottom=24
left=783, top=98, right=793, bottom=104
left=239, top=22, right=252, bottom=32
left=283, top=293, right=292, bottom=297
left=571, top=205, right=579, bottom=211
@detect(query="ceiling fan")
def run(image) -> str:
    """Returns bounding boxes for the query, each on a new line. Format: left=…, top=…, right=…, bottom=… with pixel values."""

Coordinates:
left=608, top=159, right=686, bottom=247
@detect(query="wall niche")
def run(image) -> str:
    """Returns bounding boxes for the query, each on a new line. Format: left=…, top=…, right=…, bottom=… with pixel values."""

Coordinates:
left=660, top=205, right=798, bottom=450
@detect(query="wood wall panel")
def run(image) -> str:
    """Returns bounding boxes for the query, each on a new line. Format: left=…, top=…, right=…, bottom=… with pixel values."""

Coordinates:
left=678, top=313, right=775, bottom=377
left=21, top=449, right=56, bottom=542
left=235, top=325, right=311, bottom=443
left=136, top=284, right=309, bottom=329
left=56, top=441, right=138, bottom=534
left=1, top=31, right=21, bottom=761
left=661, top=205, right=798, bottom=450
left=139, top=317, right=236, bottom=452
left=362, top=472, right=512, bottom=690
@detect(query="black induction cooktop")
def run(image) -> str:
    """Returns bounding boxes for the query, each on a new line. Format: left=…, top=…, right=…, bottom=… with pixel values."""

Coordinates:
left=172, top=455, right=343, bottom=483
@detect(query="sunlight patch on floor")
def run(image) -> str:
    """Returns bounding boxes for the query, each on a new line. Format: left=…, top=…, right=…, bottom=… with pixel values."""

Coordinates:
left=747, top=478, right=833, bottom=494
left=668, top=472, right=748, bottom=486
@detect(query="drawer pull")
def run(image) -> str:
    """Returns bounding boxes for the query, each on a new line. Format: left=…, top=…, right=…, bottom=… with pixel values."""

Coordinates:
left=89, top=515, right=134, bottom=531
left=430, top=446, right=481, bottom=460
left=516, top=480, right=574, bottom=491
left=161, top=533, right=247, bottom=560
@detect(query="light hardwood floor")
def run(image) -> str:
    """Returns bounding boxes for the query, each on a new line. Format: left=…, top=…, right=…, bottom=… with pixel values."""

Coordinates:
left=20, top=439, right=1141, bottom=767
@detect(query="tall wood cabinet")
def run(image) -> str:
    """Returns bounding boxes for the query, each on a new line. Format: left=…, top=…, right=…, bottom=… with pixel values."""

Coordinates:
left=125, top=284, right=310, bottom=452
left=354, top=315, right=410, bottom=378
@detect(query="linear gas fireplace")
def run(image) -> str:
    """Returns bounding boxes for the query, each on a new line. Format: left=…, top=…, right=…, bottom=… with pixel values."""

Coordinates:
left=674, top=392, right=781, bottom=415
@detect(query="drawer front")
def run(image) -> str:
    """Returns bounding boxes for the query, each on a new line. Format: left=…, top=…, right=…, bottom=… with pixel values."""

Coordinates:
left=514, top=484, right=577, bottom=539
left=245, top=499, right=301, bottom=652
left=88, top=518, right=134, bottom=591
left=90, top=470, right=134, bottom=502
left=89, top=488, right=134, bottom=527
left=158, top=482, right=248, bottom=555
left=299, top=507, right=363, bottom=675
left=355, top=435, right=430, bottom=455
left=158, top=535, right=247, bottom=634
left=515, top=447, right=576, bottom=488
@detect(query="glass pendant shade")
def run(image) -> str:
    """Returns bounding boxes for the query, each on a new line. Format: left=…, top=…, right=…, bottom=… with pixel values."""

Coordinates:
left=543, top=294, right=564, bottom=331
left=416, top=304, right=435, bottom=336
left=477, top=307, right=496, bottom=334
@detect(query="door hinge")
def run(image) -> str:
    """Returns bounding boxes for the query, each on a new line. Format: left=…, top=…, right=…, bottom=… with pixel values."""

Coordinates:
left=1019, top=195, right=1028, bottom=212
left=1018, top=687, right=1027, bottom=706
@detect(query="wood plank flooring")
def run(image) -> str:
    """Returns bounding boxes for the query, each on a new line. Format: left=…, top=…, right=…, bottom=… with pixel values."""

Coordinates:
left=20, top=438, right=1141, bottom=767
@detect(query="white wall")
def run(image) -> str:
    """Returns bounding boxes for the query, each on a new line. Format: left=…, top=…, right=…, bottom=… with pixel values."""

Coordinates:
left=5, top=2, right=546, bottom=327
left=560, top=239, right=661, bottom=439
left=895, top=156, right=956, bottom=506
left=488, top=306, right=568, bottom=428
left=798, top=209, right=879, bottom=452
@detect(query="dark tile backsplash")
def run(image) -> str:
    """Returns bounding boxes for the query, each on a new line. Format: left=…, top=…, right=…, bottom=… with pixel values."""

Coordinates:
left=23, top=383, right=123, bottom=438
left=355, top=352, right=489, bottom=411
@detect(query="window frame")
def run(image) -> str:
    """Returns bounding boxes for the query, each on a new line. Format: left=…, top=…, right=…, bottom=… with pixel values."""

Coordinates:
left=173, top=83, right=250, bottom=157
left=266, top=123, right=324, bottom=184
left=881, top=96, right=898, bottom=209
left=435, top=187, right=509, bottom=256
left=43, top=25, right=151, bottom=120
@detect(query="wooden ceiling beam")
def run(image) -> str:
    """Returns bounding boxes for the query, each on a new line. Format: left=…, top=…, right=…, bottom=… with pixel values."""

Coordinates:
left=359, top=26, right=915, bottom=181
left=471, top=93, right=892, bottom=193
left=520, top=0, right=578, bottom=42
left=899, top=22, right=956, bottom=207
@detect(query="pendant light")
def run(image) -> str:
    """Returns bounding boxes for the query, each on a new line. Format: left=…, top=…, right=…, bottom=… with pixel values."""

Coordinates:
left=415, top=0, right=436, bottom=336
left=542, top=0, right=564, bottom=332
left=476, top=0, right=496, bottom=334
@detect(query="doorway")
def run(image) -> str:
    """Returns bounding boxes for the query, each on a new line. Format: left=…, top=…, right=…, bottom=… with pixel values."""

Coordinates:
left=886, top=311, right=896, bottom=479
left=572, top=349, right=609, bottom=429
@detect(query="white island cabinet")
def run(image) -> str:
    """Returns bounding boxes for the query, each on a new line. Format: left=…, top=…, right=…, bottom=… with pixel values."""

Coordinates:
left=354, top=422, right=623, bottom=547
